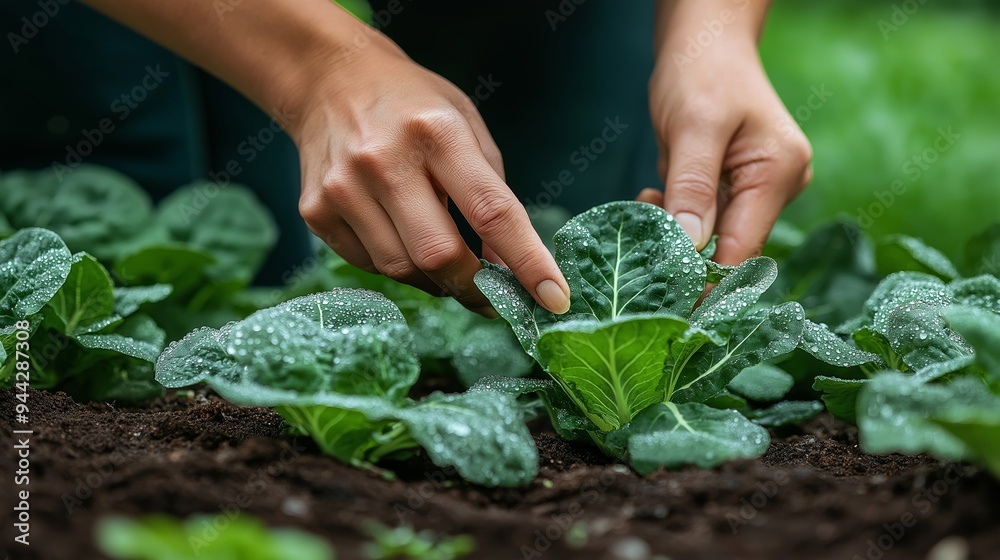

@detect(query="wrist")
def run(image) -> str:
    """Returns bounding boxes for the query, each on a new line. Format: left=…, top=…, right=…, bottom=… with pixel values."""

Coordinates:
left=654, top=0, right=767, bottom=64
left=260, top=9, right=401, bottom=143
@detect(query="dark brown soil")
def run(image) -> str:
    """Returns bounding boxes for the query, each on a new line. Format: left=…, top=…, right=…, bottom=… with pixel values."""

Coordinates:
left=2, top=388, right=998, bottom=560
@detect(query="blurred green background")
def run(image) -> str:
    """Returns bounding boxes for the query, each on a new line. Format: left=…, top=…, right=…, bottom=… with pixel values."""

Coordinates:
left=761, top=0, right=1000, bottom=258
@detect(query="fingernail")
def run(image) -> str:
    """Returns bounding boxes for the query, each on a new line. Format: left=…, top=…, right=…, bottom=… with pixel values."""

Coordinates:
left=536, top=279, right=571, bottom=314
left=675, top=212, right=705, bottom=249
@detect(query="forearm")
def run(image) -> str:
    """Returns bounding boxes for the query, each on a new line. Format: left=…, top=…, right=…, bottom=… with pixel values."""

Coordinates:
left=654, top=0, right=770, bottom=58
left=79, top=0, right=375, bottom=135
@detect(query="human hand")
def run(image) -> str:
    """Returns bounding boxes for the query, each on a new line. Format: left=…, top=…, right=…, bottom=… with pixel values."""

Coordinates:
left=291, top=31, right=570, bottom=315
left=76, top=0, right=570, bottom=315
left=641, top=2, right=812, bottom=265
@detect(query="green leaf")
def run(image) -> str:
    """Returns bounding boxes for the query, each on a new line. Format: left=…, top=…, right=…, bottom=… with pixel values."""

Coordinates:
left=728, top=363, right=794, bottom=402
left=746, top=401, right=824, bottom=427
left=0, top=166, right=154, bottom=261
left=962, top=223, right=1000, bottom=277
left=474, top=202, right=807, bottom=470
left=767, top=221, right=878, bottom=326
left=812, top=376, right=867, bottom=422
left=450, top=322, right=535, bottom=387
left=114, top=244, right=216, bottom=296
left=554, top=201, right=705, bottom=320
left=944, top=306, right=1000, bottom=383
left=876, top=234, right=960, bottom=280
left=851, top=327, right=901, bottom=369
left=0, top=228, right=73, bottom=326
left=801, top=320, right=881, bottom=367
left=932, top=408, right=1000, bottom=477
left=607, top=402, right=769, bottom=474
left=690, top=257, right=778, bottom=338
left=113, top=284, right=173, bottom=317
left=97, top=514, right=334, bottom=560
left=75, top=360, right=163, bottom=404
left=406, top=299, right=476, bottom=361
left=157, top=290, right=536, bottom=487
left=705, top=261, right=737, bottom=284
left=950, top=275, right=1000, bottom=315
left=836, top=271, right=946, bottom=333
left=156, top=290, right=414, bottom=396
left=396, top=391, right=538, bottom=487
left=473, top=263, right=560, bottom=361
left=702, top=390, right=749, bottom=413
left=910, top=354, right=975, bottom=383
left=762, top=219, right=806, bottom=261
left=469, top=376, right=601, bottom=441
left=46, top=252, right=115, bottom=334
left=847, top=272, right=970, bottom=369
left=858, top=373, right=995, bottom=459
left=672, top=302, right=805, bottom=404
left=363, top=523, right=475, bottom=560
left=877, top=299, right=970, bottom=370
left=278, top=403, right=396, bottom=463
left=698, top=235, right=719, bottom=260
left=0, top=212, right=13, bottom=239
left=74, top=314, right=165, bottom=363
left=156, top=183, right=278, bottom=283
left=834, top=272, right=951, bottom=334
left=537, top=314, right=691, bottom=431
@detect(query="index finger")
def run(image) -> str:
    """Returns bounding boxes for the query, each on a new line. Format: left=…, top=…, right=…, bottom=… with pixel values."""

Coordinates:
left=427, top=131, right=570, bottom=314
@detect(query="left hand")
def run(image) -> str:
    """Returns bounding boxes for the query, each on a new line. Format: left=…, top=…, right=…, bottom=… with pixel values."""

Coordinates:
left=640, top=31, right=813, bottom=265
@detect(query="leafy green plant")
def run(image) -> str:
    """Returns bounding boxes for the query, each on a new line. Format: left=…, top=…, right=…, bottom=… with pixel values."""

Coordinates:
left=363, top=523, right=474, bottom=560
left=155, top=289, right=537, bottom=487
left=854, top=306, right=1000, bottom=476
left=112, top=182, right=279, bottom=339
left=0, top=228, right=170, bottom=401
left=96, top=514, right=333, bottom=560
left=791, top=226, right=1000, bottom=477
left=807, top=264, right=999, bottom=421
left=472, top=201, right=810, bottom=474
left=250, top=246, right=534, bottom=387
left=0, top=166, right=279, bottom=341
left=0, top=165, right=154, bottom=262
left=764, top=221, right=879, bottom=327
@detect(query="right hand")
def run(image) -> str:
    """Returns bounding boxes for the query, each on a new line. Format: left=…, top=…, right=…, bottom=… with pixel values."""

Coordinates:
left=290, top=31, right=570, bottom=315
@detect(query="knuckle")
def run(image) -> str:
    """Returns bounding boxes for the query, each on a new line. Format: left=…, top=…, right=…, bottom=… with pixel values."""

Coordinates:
left=377, top=255, right=417, bottom=281
left=318, top=170, right=354, bottom=199
left=467, top=194, right=518, bottom=236
left=787, top=134, right=813, bottom=167
left=781, top=134, right=813, bottom=194
left=345, top=142, right=398, bottom=177
left=801, top=165, right=814, bottom=188
left=412, top=238, right=465, bottom=274
left=405, top=109, right=466, bottom=146
left=298, top=191, right=328, bottom=225
left=668, top=168, right=719, bottom=209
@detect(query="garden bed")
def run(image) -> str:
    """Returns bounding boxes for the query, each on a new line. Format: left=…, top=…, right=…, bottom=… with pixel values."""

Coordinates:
left=3, top=388, right=998, bottom=560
